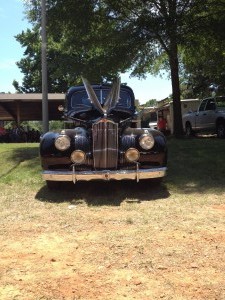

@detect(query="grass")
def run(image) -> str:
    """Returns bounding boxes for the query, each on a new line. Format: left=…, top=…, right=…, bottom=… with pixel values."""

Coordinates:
left=166, top=137, right=225, bottom=193
left=0, top=143, right=42, bottom=187
left=0, top=137, right=224, bottom=231
left=0, top=137, right=224, bottom=199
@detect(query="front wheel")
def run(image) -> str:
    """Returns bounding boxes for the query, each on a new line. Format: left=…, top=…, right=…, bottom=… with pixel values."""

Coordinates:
left=217, top=121, right=225, bottom=138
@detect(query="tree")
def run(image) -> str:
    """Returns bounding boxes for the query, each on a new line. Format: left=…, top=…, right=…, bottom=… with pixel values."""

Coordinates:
left=94, top=0, right=225, bottom=135
left=181, top=0, right=225, bottom=98
left=15, top=1, right=133, bottom=92
left=142, top=99, right=157, bottom=107
left=16, top=0, right=225, bottom=136
left=92, top=0, right=208, bottom=136
left=13, top=26, right=76, bottom=93
left=45, top=0, right=188, bottom=136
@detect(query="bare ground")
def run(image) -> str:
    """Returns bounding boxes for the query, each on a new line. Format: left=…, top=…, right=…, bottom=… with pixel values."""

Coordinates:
left=0, top=181, right=225, bottom=300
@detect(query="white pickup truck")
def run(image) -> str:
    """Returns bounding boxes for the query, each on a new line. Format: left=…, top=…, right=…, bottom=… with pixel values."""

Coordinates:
left=182, top=96, right=225, bottom=138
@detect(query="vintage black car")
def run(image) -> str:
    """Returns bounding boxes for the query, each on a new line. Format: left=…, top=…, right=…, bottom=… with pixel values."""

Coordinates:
left=40, top=77, right=167, bottom=188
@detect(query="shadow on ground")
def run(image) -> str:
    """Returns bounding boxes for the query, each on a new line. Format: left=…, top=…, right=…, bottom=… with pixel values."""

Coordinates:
left=35, top=180, right=170, bottom=206
left=166, top=137, right=225, bottom=194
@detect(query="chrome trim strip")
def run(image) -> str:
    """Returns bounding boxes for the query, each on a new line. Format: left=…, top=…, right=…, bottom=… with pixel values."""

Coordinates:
left=42, top=167, right=167, bottom=182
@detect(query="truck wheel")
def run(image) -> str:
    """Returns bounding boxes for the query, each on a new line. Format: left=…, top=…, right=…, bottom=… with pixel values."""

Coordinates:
left=46, top=180, right=62, bottom=190
left=185, top=123, right=193, bottom=137
left=217, top=121, right=225, bottom=138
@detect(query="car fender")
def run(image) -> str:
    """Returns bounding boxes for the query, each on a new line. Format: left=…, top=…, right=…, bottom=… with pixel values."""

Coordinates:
left=123, top=127, right=167, bottom=149
left=40, top=131, right=59, bottom=156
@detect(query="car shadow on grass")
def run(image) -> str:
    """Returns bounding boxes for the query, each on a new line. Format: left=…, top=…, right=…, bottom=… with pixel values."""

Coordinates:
left=35, top=179, right=170, bottom=206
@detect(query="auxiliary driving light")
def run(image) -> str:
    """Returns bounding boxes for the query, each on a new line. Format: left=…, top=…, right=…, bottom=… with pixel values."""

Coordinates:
left=125, top=148, right=140, bottom=162
left=54, top=135, right=71, bottom=151
left=71, top=150, right=86, bottom=164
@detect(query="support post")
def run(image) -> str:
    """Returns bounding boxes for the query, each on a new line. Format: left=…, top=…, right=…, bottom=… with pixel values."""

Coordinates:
left=41, top=0, right=49, bottom=133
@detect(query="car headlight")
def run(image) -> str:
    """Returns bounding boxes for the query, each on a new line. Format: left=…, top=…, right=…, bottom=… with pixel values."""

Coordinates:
left=139, top=133, right=155, bottom=150
left=71, top=150, right=86, bottom=164
left=54, top=135, right=71, bottom=151
left=125, top=148, right=140, bottom=162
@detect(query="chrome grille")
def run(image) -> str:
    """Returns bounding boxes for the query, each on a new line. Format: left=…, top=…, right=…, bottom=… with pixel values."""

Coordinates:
left=92, top=120, right=118, bottom=169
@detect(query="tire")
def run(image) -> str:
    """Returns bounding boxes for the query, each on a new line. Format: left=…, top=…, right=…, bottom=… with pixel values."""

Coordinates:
left=217, top=121, right=225, bottom=138
left=46, top=180, right=62, bottom=190
left=185, top=122, right=194, bottom=137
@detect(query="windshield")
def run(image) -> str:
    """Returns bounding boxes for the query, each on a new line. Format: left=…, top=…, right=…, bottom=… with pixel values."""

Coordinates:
left=70, top=88, right=132, bottom=109
left=66, top=85, right=135, bottom=121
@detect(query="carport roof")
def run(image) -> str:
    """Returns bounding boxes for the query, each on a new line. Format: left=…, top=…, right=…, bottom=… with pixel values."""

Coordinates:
left=0, top=93, right=65, bottom=122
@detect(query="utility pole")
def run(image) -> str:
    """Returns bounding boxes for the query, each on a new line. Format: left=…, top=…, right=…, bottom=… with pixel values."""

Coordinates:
left=41, top=0, right=49, bottom=133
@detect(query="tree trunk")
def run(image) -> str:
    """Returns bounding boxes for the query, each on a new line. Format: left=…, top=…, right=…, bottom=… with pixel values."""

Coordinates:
left=169, top=47, right=184, bottom=137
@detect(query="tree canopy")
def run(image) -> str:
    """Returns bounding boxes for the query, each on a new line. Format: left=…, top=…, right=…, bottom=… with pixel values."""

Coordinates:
left=14, top=0, right=225, bottom=136
left=181, top=0, right=225, bottom=98
left=15, top=0, right=140, bottom=92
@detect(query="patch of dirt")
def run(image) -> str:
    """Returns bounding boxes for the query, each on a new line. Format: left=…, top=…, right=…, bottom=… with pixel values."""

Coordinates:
left=0, top=186, right=225, bottom=300
left=211, top=204, right=225, bottom=211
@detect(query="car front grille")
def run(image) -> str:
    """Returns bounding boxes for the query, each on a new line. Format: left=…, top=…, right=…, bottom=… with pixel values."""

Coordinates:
left=92, top=119, right=118, bottom=169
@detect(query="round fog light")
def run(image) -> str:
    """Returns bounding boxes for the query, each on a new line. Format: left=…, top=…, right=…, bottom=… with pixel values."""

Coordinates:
left=125, top=148, right=140, bottom=162
left=71, top=150, right=86, bottom=164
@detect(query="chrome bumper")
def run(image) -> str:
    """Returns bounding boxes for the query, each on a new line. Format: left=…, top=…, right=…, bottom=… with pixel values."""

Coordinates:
left=42, top=167, right=167, bottom=183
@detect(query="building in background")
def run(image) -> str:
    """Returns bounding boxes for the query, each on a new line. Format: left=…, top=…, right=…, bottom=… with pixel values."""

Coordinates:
left=139, top=98, right=200, bottom=134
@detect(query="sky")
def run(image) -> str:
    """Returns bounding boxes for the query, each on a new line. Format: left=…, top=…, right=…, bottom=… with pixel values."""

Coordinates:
left=0, top=0, right=172, bottom=104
